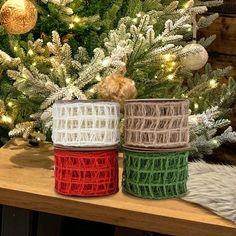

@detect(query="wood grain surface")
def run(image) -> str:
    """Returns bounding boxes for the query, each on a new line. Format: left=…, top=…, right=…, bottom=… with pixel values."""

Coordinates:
left=0, top=139, right=235, bottom=236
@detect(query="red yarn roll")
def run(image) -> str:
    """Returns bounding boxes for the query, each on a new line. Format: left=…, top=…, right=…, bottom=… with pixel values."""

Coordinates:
left=54, top=148, right=119, bottom=197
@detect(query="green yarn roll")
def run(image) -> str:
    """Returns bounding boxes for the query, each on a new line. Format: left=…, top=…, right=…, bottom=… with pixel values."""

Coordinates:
left=123, top=150, right=189, bottom=199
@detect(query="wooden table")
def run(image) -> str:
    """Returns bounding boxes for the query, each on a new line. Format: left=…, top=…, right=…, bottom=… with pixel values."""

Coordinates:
left=0, top=139, right=235, bottom=236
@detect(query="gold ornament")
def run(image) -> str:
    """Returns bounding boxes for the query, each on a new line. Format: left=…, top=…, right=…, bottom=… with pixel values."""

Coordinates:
left=0, top=0, right=38, bottom=35
left=98, top=74, right=137, bottom=107
left=180, top=43, right=208, bottom=71
left=0, top=100, right=5, bottom=116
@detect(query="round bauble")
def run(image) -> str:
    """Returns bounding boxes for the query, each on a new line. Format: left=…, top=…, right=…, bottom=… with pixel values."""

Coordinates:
left=180, top=43, right=208, bottom=71
left=98, top=74, right=137, bottom=107
left=0, top=0, right=38, bottom=34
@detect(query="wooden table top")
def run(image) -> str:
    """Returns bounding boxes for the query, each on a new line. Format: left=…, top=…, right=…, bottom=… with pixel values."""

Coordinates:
left=0, top=139, right=235, bottom=236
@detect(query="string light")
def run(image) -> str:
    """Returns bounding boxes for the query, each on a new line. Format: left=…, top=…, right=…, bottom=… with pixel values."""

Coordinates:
left=167, top=74, right=174, bottom=80
left=194, top=103, right=199, bottom=110
left=89, top=88, right=95, bottom=93
left=7, top=102, right=13, bottom=107
left=73, top=16, right=81, bottom=23
left=209, top=79, right=218, bottom=88
left=14, top=46, right=18, bottom=52
left=69, top=23, right=75, bottom=29
left=66, top=78, right=71, bottom=84
left=32, top=62, right=37, bottom=66
left=212, top=139, right=219, bottom=145
left=96, top=75, right=102, bottom=81
left=28, top=49, right=34, bottom=56
left=2, top=115, right=12, bottom=123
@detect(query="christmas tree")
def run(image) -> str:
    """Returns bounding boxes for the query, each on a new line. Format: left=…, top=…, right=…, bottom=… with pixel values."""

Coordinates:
left=0, top=0, right=236, bottom=157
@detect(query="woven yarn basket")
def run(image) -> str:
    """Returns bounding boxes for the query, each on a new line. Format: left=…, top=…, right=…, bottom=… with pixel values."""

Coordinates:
left=52, top=100, right=120, bottom=147
left=124, top=99, right=189, bottom=149
left=54, top=148, right=119, bottom=197
left=123, top=148, right=189, bottom=199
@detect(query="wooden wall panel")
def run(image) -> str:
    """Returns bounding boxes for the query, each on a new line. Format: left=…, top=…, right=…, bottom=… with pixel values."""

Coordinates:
left=199, top=15, right=236, bottom=56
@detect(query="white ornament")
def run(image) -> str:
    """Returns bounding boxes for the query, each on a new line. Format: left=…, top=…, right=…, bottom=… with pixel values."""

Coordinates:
left=181, top=43, right=208, bottom=71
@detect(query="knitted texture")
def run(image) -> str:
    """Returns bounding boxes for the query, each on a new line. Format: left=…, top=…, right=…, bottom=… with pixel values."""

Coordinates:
left=124, top=99, right=189, bottom=148
left=52, top=100, right=120, bottom=147
left=123, top=149, right=189, bottom=199
left=54, top=148, right=119, bottom=197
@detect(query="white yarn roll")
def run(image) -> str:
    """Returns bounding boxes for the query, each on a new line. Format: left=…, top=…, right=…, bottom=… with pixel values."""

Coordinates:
left=52, top=100, right=120, bottom=147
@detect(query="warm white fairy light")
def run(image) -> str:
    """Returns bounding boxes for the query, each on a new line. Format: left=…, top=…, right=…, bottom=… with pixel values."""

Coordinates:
left=89, top=88, right=95, bottom=93
left=32, top=62, right=37, bottom=66
left=69, top=23, right=75, bottom=29
left=7, top=101, right=13, bottom=107
left=96, top=74, right=102, bottom=81
left=2, top=115, right=12, bottom=123
left=212, top=139, right=219, bottom=145
left=209, top=79, right=218, bottom=88
left=13, top=46, right=18, bottom=52
left=194, top=103, right=199, bottom=110
left=66, top=78, right=71, bottom=84
left=167, top=74, right=174, bottom=80
left=28, top=49, right=34, bottom=56
left=73, top=16, right=81, bottom=23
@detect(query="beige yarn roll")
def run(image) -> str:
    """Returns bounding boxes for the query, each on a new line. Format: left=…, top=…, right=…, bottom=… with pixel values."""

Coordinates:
left=124, top=99, right=189, bottom=149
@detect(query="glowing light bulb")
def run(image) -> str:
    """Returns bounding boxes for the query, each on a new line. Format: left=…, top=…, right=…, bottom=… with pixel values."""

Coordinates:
left=209, top=79, right=217, bottom=88
left=66, top=78, right=71, bottom=84
left=7, top=102, right=13, bottom=107
left=69, top=23, right=75, bottom=29
left=28, top=49, right=34, bottom=56
left=32, top=62, right=37, bottom=66
left=167, top=74, right=174, bottom=80
left=194, top=103, right=199, bottom=110
left=89, top=88, right=95, bottom=93
left=212, top=139, right=218, bottom=145
left=96, top=75, right=102, bottom=81
left=73, top=16, right=81, bottom=23
left=2, top=115, right=12, bottom=123
left=14, top=46, right=18, bottom=52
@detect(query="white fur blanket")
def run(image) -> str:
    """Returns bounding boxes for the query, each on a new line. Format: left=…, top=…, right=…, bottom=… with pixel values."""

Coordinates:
left=182, top=161, right=236, bottom=223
